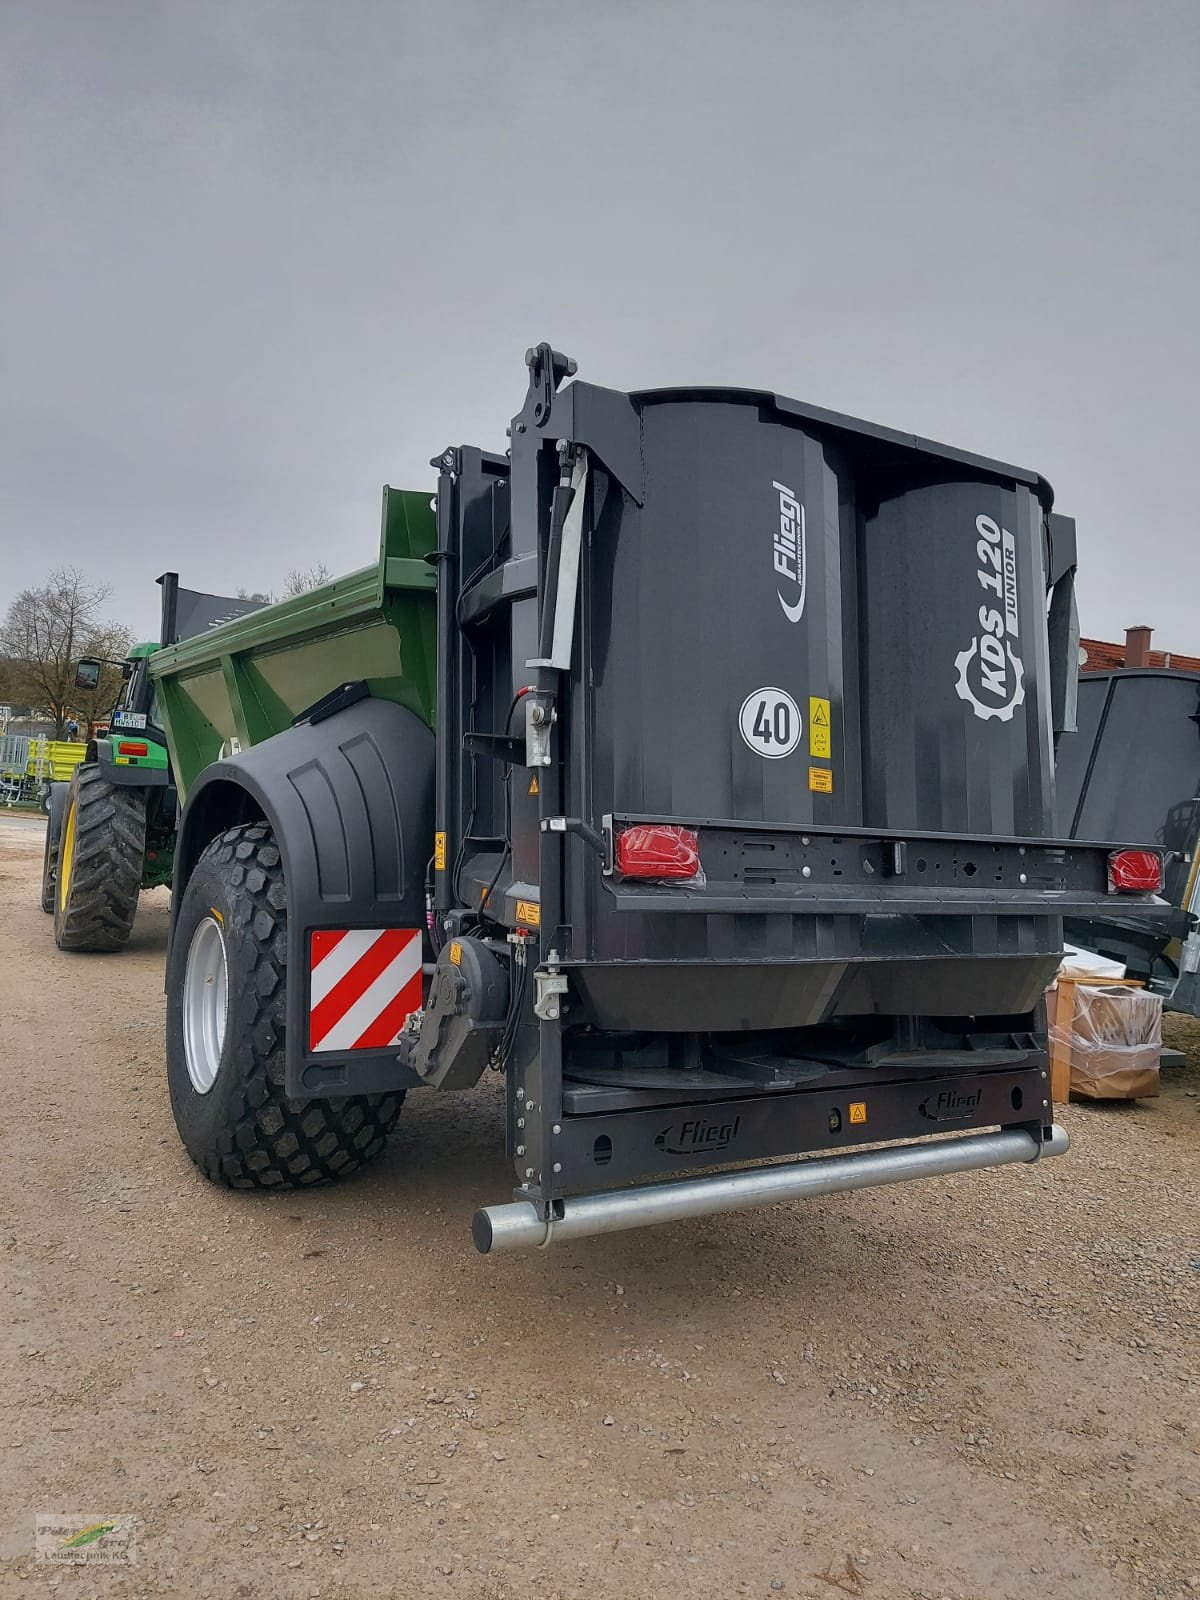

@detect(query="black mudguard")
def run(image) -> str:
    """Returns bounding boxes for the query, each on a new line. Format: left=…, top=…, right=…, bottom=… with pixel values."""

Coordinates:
left=171, top=698, right=435, bottom=1098
left=95, top=752, right=172, bottom=788
left=47, top=779, right=72, bottom=847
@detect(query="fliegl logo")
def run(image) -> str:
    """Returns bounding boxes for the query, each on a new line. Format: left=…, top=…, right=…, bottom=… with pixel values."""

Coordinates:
left=954, top=513, right=1026, bottom=722
left=655, top=1116, right=741, bottom=1157
left=772, top=480, right=806, bottom=623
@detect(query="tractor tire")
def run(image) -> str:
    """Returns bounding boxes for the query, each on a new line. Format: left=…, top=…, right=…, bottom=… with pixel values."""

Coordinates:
left=53, top=765, right=146, bottom=951
left=166, top=822, right=404, bottom=1189
left=40, top=820, right=57, bottom=914
left=42, top=780, right=72, bottom=914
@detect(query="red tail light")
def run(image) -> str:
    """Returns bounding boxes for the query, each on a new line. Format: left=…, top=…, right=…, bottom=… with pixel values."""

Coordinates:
left=1107, top=849, right=1163, bottom=893
left=615, top=824, right=700, bottom=880
left=117, top=741, right=148, bottom=757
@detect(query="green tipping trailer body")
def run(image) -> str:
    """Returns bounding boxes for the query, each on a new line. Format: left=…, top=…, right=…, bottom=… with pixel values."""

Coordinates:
left=148, top=488, right=437, bottom=798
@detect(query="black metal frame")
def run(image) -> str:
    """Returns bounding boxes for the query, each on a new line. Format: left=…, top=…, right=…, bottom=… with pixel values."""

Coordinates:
left=549, top=1064, right=1047, bottom=1193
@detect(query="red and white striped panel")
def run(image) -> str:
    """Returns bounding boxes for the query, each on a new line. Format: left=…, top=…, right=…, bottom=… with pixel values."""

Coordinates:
left=308, top=928, right=423, bottom=1053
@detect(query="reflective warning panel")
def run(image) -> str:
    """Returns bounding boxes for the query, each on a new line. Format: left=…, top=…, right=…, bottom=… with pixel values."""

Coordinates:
left=308, top=929, right=422, bottom=1052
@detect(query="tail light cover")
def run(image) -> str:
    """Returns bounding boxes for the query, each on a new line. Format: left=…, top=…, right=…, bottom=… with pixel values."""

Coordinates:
left=117, top=741, right=149, bottom=757
left=1107, top=849, right=1163, bottom=893
left=615, top=824, right=701, bottom=881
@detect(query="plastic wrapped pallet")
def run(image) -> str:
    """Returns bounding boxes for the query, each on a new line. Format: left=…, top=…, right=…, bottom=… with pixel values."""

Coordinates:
left=1048, top=982, right=1162, bottom=1100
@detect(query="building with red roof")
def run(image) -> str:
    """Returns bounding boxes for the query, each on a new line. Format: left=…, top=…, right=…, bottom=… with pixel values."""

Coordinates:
left=1079, top=626, right=1200, bottom=674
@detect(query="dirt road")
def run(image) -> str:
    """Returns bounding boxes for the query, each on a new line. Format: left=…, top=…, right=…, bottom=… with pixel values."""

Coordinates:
left=1, top=811, right=1197, bottom=1598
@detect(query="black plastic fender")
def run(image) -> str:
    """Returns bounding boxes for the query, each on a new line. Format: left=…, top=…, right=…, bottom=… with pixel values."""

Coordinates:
left=47, top=779, right=72, bottom=848
left=171, top=698, right=435, bottom=1098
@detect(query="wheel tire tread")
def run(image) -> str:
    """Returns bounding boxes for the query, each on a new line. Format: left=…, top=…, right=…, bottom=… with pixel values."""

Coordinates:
left=181, top=823, right=403, bottom=1190
left=40, top=818, right=58, bottom=914
left=54, top=767, right=145, bottom=951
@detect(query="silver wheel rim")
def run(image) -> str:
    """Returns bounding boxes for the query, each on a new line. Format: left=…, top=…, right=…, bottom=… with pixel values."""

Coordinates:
left=183, top=915, right=228, bottom=1095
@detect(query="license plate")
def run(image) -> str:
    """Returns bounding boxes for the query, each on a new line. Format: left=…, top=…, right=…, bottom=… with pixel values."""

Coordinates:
left=113, top=711, right=147, bottom=729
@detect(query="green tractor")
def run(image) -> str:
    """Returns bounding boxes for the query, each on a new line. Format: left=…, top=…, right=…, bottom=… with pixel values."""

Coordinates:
left=43, top=576, right=262, bottom=950
left=43, top=642, right=175, bottom=947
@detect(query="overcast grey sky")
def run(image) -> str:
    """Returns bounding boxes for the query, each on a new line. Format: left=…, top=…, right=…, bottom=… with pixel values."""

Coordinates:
left=2, top=0, right=1197, bottom=646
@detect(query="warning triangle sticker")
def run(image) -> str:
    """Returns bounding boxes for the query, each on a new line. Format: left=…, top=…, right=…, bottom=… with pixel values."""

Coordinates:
left=812, top=702, right=830, bottom=726
left=528, top=774, right=539, bottom=795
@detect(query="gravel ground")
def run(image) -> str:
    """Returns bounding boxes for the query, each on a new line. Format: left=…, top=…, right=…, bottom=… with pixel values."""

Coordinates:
left=1, top=811, right=1198, bottom=1599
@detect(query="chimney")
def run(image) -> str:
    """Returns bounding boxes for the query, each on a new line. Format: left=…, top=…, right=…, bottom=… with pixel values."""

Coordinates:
left=1125, top=625, right=1152, bottom=668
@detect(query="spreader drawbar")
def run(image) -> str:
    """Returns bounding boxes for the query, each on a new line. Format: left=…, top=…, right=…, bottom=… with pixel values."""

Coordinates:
left=472, top=1124, right=1070, bottom=1253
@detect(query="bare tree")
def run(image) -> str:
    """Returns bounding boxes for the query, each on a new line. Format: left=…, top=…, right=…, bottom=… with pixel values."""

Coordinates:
left=234, top=565, right=331, bottom=607
left=0, top=569, right=134, bottom=737
left=282, top=563, right=332, bottom=598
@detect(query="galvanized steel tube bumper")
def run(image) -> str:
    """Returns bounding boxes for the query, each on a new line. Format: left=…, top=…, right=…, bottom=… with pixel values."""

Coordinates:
left=472, top=1124, right=1069, bottom=1253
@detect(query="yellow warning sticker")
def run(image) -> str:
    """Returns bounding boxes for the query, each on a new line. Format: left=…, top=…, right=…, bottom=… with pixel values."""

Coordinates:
left=809, top=766, right=833, bottom=794
left=849, top=1101, right=867, bottom=1125
left=515, top=899, right=540, bottom=928
left=449, top=941, right=462, bottom=966
left=434, top=831, right=447, bottom=871
left=528, top=774, right=539, bottom=796
left=809, top=696, right=831, bottom=759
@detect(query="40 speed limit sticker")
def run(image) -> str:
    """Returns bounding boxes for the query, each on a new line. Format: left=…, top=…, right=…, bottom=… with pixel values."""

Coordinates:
left=738, top=687, right=802, bottom=759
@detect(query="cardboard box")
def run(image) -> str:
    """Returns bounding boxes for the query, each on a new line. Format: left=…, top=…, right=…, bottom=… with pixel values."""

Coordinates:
left=1048, top=980, right=1161, bottom=1100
